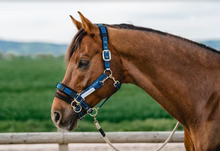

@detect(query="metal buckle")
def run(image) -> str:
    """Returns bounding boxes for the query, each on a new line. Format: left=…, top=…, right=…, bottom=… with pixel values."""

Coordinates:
left=71, top=99, right=82, bottom=113
left=102, top=50, right=111, bottom=61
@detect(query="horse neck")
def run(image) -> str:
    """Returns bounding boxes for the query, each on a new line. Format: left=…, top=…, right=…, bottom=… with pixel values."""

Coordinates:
left=109, top=27, right=220, bottom=127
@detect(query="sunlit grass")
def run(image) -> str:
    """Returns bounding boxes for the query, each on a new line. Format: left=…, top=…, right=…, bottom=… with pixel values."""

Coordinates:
left=0, top=57, right=177, bottom=132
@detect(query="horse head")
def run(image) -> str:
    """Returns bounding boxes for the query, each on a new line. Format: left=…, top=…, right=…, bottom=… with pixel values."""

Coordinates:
left=51, top=12, right=124, bottom=131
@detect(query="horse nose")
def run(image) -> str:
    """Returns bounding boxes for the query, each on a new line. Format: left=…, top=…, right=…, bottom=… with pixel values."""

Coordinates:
left=53, top=111, right=62, bottom=124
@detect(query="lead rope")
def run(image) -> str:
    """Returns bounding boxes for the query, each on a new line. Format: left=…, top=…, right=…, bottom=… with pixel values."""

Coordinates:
left=94, top=116, right=120, bottom=151
left=155, top=121, right=180, bottom=151
left=91, top=110, right=179, bottom=151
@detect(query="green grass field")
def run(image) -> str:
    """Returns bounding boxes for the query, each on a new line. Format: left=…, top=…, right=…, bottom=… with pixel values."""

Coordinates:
left=0, top=57, right=182, bottom=132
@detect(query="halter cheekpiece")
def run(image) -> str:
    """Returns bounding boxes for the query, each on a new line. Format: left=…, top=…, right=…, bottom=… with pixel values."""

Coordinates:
left=55, top=24, right=121, bottom=120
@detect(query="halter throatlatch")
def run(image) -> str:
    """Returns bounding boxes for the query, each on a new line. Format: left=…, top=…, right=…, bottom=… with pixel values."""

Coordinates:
left=55, top=24, right=121, bottom=120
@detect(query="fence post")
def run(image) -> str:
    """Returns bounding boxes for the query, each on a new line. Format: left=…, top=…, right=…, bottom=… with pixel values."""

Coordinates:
left=58, top=128, right=68, bottom=151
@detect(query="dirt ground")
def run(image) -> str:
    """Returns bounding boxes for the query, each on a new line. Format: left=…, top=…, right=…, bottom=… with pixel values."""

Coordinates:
left=0, top=143, right=185, bottom=151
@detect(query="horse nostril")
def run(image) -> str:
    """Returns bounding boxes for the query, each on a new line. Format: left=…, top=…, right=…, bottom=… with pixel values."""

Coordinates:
left=54, top=111, right=61, bottom=123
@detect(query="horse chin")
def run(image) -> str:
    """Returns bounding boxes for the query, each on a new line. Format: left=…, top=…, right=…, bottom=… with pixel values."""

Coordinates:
left=55, top=113, right=78, bottom=131
left=67, top=115, right=78, bottom=131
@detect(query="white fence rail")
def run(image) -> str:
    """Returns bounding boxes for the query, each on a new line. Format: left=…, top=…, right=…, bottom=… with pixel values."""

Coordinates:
left=0, top=132, right=184, bottom=151
left=0, top=132, right=184, bottom=144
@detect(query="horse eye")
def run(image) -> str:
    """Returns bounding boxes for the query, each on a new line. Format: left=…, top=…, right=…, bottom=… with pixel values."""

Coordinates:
left=78, top=60, right=90, bottom=69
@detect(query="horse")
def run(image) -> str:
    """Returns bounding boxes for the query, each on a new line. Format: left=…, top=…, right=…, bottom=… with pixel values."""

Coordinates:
left=51, top=12, right=220, bottom=151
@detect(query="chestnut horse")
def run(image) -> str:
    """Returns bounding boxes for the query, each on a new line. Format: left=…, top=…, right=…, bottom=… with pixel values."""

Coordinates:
left=51, top=12, right=220, bottom=151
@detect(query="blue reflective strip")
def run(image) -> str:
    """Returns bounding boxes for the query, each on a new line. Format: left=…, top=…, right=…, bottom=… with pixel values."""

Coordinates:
left=57, top=83, right=74, bottom=96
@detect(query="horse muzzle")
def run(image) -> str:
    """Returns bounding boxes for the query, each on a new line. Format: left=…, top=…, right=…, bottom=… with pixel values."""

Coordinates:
left=51, top=98, right=78, bottom=131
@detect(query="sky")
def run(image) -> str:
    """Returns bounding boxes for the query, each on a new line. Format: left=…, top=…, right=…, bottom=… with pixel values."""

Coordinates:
left=0, top=1, right=220, bottom=44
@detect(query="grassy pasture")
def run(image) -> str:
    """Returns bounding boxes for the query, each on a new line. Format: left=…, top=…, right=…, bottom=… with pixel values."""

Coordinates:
left=0, top=57, right=182, bottom=132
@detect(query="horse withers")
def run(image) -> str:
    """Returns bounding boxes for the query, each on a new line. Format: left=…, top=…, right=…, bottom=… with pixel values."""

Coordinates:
left=51, top=12, right=220, bottom=151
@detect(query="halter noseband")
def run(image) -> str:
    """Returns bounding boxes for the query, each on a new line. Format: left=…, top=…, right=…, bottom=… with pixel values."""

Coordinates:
left=55, top=24, right=121, bottom=120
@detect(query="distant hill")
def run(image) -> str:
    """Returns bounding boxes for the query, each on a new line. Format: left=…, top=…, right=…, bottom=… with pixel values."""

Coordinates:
left=201, top=40, right=220, bottom=51
left=0, top=39, right=219, bottom=56
left=0, top=40, right=68, bottom=56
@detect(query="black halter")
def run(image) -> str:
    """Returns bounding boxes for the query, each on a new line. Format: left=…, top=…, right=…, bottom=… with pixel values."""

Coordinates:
left=55, top=24, right=121, bottom=120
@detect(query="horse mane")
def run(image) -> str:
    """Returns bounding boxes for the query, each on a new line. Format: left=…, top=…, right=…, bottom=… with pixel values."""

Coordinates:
left=66, top=23, right=219, bottom=62
left=108, top=23, right=220, bottom=54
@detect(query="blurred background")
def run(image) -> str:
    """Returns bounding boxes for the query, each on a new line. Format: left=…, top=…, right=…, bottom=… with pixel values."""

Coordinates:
left=0, top=1, right=220, bottom=132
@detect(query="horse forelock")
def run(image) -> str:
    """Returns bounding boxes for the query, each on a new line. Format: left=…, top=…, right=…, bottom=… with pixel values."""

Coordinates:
left=66, top=29, right=87, bottom=63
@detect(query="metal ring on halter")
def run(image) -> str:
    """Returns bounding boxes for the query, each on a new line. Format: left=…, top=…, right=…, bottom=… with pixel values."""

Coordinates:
left=104, top=69, right=112, bottom=76
left=102, top=69, right=113, bottom=84
left=71, top=99, right=82, bottom=113
left=88, top=108, right=98, bottom=117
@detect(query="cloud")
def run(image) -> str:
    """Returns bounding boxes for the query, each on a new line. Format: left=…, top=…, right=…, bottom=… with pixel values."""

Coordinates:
left=0, top=2, right=219, bottom=43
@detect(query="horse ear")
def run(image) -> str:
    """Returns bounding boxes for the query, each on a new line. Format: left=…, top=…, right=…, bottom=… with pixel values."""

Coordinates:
left=69, top=15, right=82, bottom=30
left=78, top=11, right=95, bottom=34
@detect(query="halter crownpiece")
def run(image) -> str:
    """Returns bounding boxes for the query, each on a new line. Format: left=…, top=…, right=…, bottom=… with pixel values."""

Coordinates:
left=55, top=24, right=121, bottom=120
